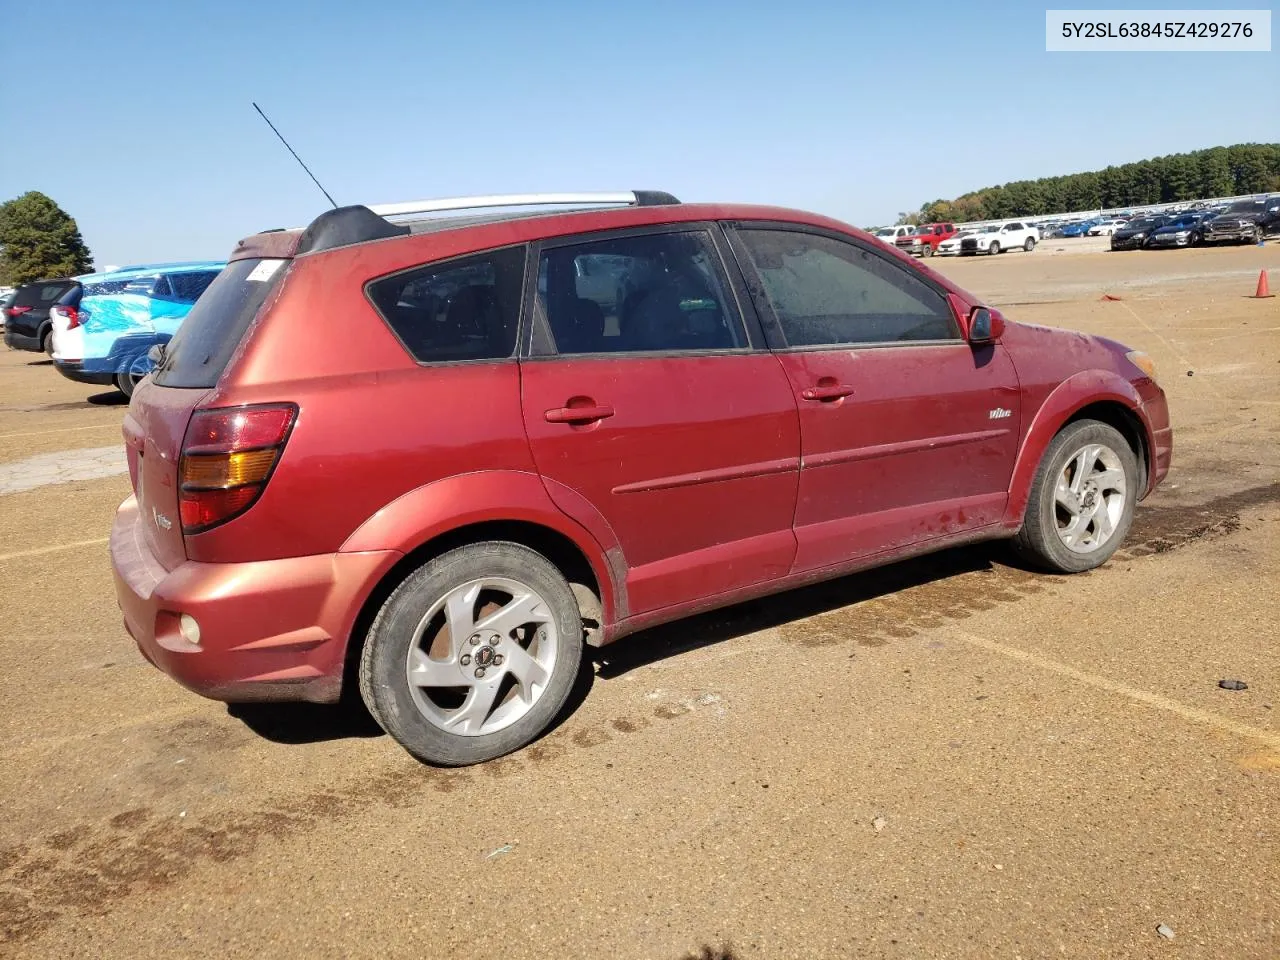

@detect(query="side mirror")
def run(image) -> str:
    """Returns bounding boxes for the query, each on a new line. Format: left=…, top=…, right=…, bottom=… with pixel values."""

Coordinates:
left=967, top=307, right=1004, bottom=344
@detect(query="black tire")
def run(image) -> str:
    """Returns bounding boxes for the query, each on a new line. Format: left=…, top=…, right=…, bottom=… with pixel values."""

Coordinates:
left=1252, top=226, right=1263, bottom=244
left=359, top=541, right=583, bottom=766
left=41, top=328, right=53, bottom=356
left=921, top=244, right=934, bottom=258
left=1013, top=420, right=1138, bottom=573
left=1189, top=232, right=1202, bottom=247
left=988, top=241, right=1001, bottom=255
left=1023, top=236, right=1036, bottom=252
left=114, top=371, right=137, bottom=398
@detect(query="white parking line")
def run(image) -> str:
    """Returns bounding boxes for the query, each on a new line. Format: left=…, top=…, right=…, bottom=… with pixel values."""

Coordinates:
left=0, top=538, right=110, bottom=562
left=0, top=445, right=128, bottom=495
left=952, top=629, right=1280, bottom=749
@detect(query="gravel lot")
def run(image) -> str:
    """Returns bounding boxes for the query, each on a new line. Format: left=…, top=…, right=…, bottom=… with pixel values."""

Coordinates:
left=1, top=243, right=1278, bottom=959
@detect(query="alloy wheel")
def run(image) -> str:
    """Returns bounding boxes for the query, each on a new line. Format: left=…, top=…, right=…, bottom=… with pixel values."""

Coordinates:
left=404, top=577, right=558, bottom=736
left=1054, top=443, right=1127, bottom=554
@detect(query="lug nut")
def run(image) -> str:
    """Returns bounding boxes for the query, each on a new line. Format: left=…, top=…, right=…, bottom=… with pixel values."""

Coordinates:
left=474, top=667, right=486, bottom=679
left=469, top=635, right=481, bottom=646
left=460, top=654, right=471, bottom=666
left=493, top=654, right=504, bottom=666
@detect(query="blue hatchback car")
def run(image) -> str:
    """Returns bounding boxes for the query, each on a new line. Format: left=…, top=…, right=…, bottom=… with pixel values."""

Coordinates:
left=52, top=261, right=225, bottom=396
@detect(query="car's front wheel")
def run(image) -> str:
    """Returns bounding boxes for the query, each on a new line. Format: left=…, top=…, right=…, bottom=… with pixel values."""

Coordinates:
left=359, top=542, right=584, bottom=766
left=988, top=241, right=1001, bottom=255
left=1013, top=419, right=1138, bottom=573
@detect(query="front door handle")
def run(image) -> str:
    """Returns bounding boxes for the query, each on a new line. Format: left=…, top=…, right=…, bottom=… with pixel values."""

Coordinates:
left=801, top=383, right=855, bottom=402
left=545, top=402, right=615, bottom=424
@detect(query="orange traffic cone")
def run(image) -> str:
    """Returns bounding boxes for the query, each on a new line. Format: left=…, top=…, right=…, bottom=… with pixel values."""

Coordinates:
left=1255, top=270, right=1275, bottom=298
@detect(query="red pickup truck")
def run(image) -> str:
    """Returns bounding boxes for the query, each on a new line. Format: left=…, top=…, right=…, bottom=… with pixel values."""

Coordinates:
left=895, top=222, right=957, bottom=257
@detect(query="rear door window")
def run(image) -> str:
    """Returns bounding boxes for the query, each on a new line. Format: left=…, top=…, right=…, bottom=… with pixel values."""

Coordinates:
left=537, top=230, right=745, bottom=355
left=365, top=247, right=524, bottom=363
left=152, top=258, right=286, bottom=388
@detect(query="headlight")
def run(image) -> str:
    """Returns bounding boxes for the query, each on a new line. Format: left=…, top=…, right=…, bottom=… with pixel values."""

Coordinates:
left=1131, top=232, right=1145, bottom=239
left=1126, top=350, right=1157, bottom=382
left=1176, top=230, right=1189, bottom=237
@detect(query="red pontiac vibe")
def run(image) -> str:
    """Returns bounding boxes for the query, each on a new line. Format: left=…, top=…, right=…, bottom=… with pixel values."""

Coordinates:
left=111, top=191, right=1172, bottom=765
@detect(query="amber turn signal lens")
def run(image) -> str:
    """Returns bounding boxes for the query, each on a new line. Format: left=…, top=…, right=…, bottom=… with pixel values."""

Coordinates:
left=181, top=449, right=278, bottom=489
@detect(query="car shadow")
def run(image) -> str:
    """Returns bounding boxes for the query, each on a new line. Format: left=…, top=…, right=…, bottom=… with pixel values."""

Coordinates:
left=224, top=541, right=1006, bottom=749
left=592, top=541, right=1004, bottom=680
left=87, top=390, right=127, bottom=406
left=227, top=689, right=385, bottom=744
left=26, top=358, right=53, bottom=367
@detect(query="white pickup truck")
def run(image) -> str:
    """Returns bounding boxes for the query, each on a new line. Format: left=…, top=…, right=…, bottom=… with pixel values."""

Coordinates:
left=958, top=221, right=1040, bottom=256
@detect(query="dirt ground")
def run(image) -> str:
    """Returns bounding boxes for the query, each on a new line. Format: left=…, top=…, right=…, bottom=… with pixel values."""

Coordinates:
left=1, top=244, right=1278, bottom=959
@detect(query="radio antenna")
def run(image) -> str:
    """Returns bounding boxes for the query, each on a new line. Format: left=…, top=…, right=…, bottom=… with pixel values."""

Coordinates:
left=252, top=102, right=338, bottom=209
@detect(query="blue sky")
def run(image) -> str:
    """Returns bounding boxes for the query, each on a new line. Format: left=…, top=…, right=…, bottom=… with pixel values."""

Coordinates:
left=1, top=0, right=1275, bottom=266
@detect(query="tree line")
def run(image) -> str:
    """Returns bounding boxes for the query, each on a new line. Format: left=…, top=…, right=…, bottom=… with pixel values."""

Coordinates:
left=907, top=143, right=1280, bottom=225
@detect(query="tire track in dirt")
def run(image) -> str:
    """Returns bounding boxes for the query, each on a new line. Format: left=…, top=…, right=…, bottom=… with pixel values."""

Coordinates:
left=3, top=482, right=1275, bottom=947
left=0, top=691, right=723, bottom=946
left=777, top=481, right=1280, bottom=648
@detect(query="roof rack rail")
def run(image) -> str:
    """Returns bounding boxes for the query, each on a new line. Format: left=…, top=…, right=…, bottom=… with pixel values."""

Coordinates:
left=367, top=190, right=680, bottom=219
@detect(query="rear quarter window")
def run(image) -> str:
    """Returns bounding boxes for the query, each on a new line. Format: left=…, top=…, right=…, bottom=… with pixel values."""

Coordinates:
left=151, top=259, right=285, bottom=389
left=365, top=246, right=524, bottom=363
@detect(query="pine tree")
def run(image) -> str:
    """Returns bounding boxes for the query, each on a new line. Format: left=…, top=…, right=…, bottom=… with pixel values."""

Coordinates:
left=0, top=192, right=94, bottom=285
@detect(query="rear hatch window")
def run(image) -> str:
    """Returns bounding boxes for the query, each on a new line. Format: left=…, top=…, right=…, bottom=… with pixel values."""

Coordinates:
left=152, top=259, right=285, bottom=389
left=12, top=281, right=75, bottom=308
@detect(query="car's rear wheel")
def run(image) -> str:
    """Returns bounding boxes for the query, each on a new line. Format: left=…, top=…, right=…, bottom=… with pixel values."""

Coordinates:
left=988, top=241, right=1001, bottom=255
left=41, top=328, right=53, bottom=357
left=1023, top=237, right=1036, bottom=252
left=359, top=542, right=584, bottom=766
left=1013, top=420, right=1138, bottom=573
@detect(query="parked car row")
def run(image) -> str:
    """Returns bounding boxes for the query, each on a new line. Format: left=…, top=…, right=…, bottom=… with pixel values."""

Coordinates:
left=870, top=221, right=1041, bottom=258
left=2, top=261, right=224, bottom=396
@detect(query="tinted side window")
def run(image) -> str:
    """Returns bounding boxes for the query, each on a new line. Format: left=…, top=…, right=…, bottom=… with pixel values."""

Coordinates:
left=736, top=229, right=957, bottom=346
left=538, top=230, right=744, bottom=355
left=367, top=247, right=523, bottom=363
left=166, top=270, right=220, bottom=304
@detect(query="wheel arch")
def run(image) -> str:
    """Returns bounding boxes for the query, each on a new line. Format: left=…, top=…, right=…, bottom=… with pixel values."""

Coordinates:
left=338, top=471, right=625, bottom=691
left=1007, top=373, right=1155, bottom=526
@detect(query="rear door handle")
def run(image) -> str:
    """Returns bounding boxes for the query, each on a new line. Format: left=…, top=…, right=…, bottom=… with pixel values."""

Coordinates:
left=544, top=403, right=615, bottom=424
left=801, top=383, right=855, bottom=402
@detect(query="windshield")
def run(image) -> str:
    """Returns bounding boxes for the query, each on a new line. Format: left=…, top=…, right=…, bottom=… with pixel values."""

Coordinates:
left=1128, top=219, right=1158, bottom=230
left=980, top=225, right=1001, bottom=233
left=874, top=229, right=895, bottom=237
left=1227, top=200, right=1262, bottom=213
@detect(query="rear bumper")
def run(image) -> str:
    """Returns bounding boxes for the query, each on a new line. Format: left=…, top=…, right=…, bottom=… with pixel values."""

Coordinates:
left=4, top=328, right=42, bottom=351
left=54, top=359, right=115, bottom=385
left=110, top=495, right=399, bottom=703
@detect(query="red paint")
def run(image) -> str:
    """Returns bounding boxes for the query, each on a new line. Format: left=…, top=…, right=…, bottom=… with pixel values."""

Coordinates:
left=110, top=201, right=1172, bottom=703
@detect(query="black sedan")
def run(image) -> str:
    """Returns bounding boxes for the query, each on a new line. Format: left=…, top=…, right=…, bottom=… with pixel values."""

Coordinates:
left=1146, top=212, right=1215, bottom=248
left=1110, top=216, right=1170, bottom=251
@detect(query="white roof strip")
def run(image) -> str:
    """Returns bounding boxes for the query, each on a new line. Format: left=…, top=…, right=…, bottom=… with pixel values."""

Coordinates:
left=368, top=192, right=643, bottom=219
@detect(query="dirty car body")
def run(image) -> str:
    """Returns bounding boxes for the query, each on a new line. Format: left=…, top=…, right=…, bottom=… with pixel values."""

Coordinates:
left=108, top=192, right=1172, bottom=764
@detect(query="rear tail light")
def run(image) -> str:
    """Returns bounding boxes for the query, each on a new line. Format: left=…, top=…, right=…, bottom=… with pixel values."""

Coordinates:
left=178, top=404, right=297, bottom=533
left=3, top=305, right=32, bottom=318
left=51, top=304, right=81, bottom=329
